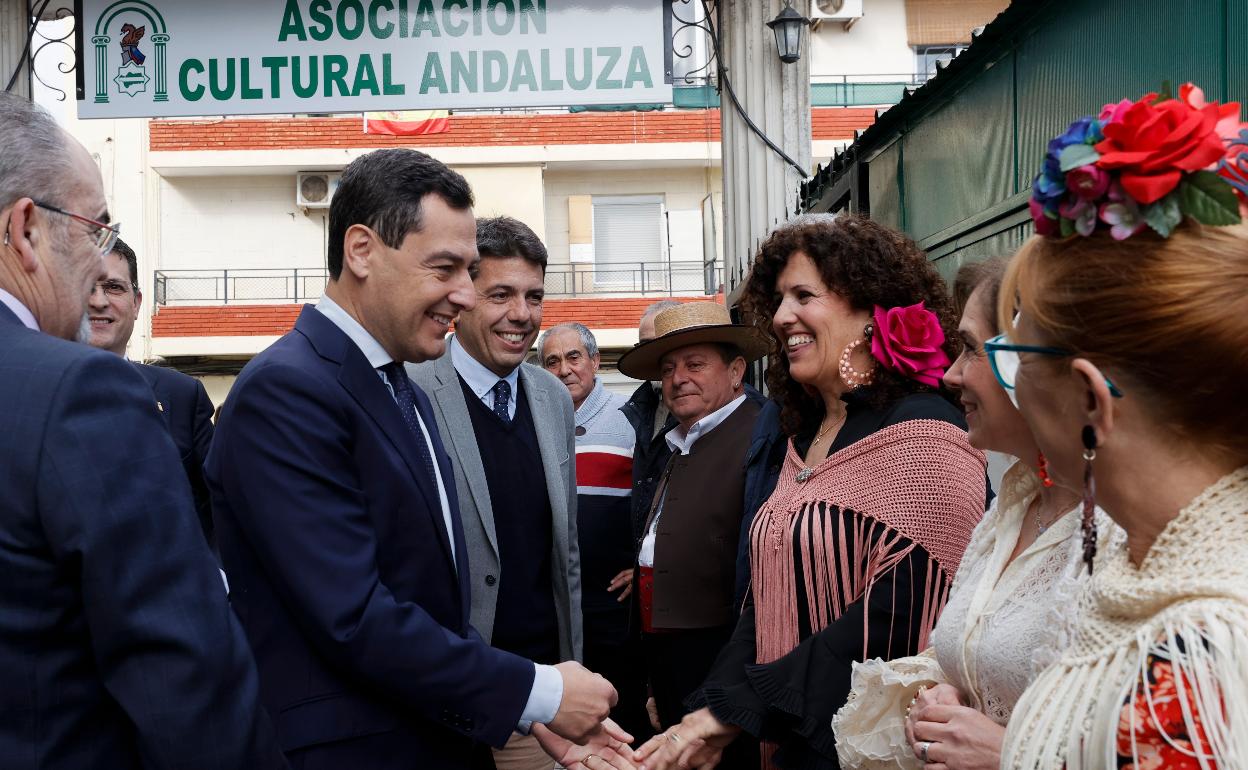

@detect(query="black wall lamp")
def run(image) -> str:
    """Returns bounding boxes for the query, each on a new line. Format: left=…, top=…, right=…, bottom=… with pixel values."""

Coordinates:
left=767, top=2, right=812, bottom=64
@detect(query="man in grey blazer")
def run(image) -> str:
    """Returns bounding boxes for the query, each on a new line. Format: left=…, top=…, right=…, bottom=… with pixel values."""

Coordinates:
left=408, top=216, right=581, bottom=770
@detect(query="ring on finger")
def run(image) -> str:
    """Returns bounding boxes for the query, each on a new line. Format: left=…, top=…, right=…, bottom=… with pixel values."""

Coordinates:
left=585, top=755, right=599, bottom=766
left=917, top=740, right=932, bottom=762
left=668, top=731, right=682, bottom=744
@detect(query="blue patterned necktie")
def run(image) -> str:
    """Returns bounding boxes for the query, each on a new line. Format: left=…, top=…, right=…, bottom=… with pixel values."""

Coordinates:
left=491, top=379, right=512, bottom=424
left=379, top=362, right=437, bottom=482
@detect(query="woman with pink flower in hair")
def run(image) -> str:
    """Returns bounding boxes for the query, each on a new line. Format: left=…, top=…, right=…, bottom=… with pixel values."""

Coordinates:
left=634, top=213, right=987, bottom=770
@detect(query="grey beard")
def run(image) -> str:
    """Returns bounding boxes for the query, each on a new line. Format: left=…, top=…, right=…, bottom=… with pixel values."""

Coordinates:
left=74, top=311, right=91, bottom=344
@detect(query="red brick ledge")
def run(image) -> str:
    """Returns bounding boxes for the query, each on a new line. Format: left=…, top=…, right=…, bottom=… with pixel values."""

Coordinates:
left=151, top=296, right=725, bottom=337
left=148, top=109, right=877, bottom=152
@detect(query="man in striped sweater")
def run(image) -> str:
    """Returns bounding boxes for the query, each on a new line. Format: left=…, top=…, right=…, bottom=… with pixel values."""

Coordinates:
left=539, top=323, right=649, bottom=741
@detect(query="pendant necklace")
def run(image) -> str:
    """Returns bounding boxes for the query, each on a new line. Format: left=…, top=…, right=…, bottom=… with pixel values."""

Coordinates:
left=796, top=411, right=846, bottom=483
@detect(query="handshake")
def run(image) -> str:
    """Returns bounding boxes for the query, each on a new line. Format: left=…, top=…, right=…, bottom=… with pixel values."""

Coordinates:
left=533, top=662, right=736, bottom=770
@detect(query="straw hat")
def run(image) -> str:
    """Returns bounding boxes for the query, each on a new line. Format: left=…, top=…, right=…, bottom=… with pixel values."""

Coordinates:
left=617, top=302, right=770, bottom=380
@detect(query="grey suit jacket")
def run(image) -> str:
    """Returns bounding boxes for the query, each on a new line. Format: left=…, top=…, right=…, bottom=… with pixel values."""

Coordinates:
left=408, top=346, right=582, bottom=662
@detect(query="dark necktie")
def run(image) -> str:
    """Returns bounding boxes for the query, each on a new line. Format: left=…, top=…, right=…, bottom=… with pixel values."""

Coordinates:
left=491, top=379, right=512, bottom=424
left=379, top=362, right=438, bottom=483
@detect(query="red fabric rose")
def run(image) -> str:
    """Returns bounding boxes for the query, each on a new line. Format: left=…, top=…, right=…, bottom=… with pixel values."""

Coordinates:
left=1094, top=95, right=1227, bottom=204
left=870, top=302, right=951, bottom=388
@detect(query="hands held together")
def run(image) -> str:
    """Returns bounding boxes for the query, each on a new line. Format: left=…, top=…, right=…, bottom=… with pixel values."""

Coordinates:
left=904, top=684, right=1004, bottom=770
left=538, top=664, right=741, bottom=770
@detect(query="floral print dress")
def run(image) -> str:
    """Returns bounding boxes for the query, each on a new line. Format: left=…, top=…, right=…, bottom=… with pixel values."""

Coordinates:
left=1115, top=650, right=1217, bottom=769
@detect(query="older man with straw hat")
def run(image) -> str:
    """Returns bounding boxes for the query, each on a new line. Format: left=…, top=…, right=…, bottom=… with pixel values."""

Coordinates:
left=617, top=303, right=768, bottom=752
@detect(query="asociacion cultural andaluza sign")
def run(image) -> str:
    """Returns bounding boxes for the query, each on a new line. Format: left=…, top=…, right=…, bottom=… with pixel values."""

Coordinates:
left=78, top=0, right=673, bottom=118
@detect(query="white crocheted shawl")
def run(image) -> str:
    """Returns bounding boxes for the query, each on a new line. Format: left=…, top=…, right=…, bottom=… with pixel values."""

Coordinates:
left=1002, top=466, right=1248, bottom=769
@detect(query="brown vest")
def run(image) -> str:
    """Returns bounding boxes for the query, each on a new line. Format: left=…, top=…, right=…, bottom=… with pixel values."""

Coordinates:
left=647, top=398, right=760, bottom=630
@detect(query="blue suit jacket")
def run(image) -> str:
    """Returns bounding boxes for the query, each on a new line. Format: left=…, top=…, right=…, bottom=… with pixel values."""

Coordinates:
left=0, top=304, right=285, bottom=769
left=136, top=363, right=216, bottom=548
left=206, top=305, right=535, bottom=769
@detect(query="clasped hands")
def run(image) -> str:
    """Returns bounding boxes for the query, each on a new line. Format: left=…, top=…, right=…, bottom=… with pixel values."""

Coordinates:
left=533, top=664, right=739, bottom=770
left=533, top=661, right=641, bottom=769
left=904, top=683, right=1004, bottom=770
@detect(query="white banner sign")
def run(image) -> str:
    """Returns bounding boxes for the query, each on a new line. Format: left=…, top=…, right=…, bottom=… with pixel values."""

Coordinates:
left=77, top=0, right=673, bottom=118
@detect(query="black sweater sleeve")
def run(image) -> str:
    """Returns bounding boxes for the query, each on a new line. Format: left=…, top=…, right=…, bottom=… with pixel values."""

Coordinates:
left=692, top=524, right=934, bottom=769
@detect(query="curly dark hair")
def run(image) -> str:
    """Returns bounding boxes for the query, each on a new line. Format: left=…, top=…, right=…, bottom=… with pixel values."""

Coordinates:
left=741, top=213, right=960, bottom=437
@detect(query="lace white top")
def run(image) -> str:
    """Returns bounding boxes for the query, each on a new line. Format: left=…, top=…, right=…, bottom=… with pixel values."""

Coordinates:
left=832, top=460, right=1114, bottom=768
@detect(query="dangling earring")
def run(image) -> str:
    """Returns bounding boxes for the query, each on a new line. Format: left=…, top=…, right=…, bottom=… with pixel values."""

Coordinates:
left=1036, top=452, right=1055, bottom=488
left=1080, top=426, right=1098, bottom=575
left=839, top=323, right=875, bottom=389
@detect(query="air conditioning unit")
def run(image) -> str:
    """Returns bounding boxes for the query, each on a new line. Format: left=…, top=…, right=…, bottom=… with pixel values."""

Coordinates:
left=810, top=0, right=863, bottom=21
left=296, top=172, right=340, bottom=209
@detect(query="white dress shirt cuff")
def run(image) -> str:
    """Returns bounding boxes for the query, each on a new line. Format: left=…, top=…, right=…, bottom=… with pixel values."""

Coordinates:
left=516, top=663, right=564, bottom=734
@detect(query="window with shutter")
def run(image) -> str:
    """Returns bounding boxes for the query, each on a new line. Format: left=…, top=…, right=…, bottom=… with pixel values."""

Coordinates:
left=592, top=195, right=665, bottom=289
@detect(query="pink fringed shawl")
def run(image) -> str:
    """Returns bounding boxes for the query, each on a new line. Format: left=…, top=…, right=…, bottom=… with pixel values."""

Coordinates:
left=750, top=419, right=986, bottom=666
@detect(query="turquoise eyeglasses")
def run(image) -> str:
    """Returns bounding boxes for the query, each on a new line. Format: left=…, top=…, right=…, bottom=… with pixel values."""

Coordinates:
left=983, top=334, right=1124, bottom=398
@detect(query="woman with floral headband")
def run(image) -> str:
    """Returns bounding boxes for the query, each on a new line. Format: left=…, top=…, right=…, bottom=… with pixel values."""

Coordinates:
left=992, top=84, right=1248, bottom=767
left=634, top=213, right=987, bottom=770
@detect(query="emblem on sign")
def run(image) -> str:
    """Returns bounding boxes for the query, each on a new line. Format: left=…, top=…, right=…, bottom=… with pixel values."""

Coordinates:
left=91, top=1, right=171, bottom=105
left=113, top=22, right=149, bottom=96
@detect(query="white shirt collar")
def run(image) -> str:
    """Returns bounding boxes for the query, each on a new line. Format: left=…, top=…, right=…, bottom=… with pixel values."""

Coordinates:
left=0, top=287, right=38, bottom=331
left=450, top=334, right=521, bottom=400
left=315, top=295, right=392, bottom=369
left=666, top=392, right=747, bottom=455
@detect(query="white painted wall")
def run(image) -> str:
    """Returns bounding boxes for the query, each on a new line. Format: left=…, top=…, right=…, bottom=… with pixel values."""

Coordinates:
left=809, top=0, right=914, bottom=81
left=160, top=175, right=327, bottom=272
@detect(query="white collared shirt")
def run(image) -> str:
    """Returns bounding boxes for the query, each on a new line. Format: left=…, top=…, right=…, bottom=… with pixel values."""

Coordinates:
left=638, top=392, right=748, bottom=567
left=0, top=287, right=38, bottom=330
left=315, top=296, right=455, bottom=568
left=449, top=335, right=520, bottom=420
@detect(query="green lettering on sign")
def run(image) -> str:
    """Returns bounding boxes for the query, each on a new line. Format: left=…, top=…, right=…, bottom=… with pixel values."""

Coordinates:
left=337, top=0, right=366, bottom=40
left=240, top=58, right=263, bottom=99
left=209, top=58, right=236, bottom=100
left=596, top=47, right=622, bottom=89
left=483, top=49, right=507, bottom=92
left=442, top=0, right=469, bottom=36
left=509, top=49, right=537, bottom=92
left=292, top=55, right=319, bottom=98
left=278, top=0, right=306, bottom=41
left=369, top=0, right=396, bottom=39
left=566, top=47, right=591, bottom=90
left=308, top=0, right=333, bottom=41
left=262, top=56, right=288, bottom=98
left=180, top=58, right=205, bottom=101
left=421, top=53, right=448, bottom=94
left=624, top=46, right=652, bottom=88
left=354, top=53, right=380, bottom=95
left=539, top=48, right=562, bottom=90
left=411, top=0, right=439, bottom=36
left=382, top=53, right=405, bottom=95
left=518, top=0, right=545, bottom=34
left=324, top=55, right=350, bottom=96
left=451, top=50, right=477, bottom=92
left=486, top=0, right=514, bottom=35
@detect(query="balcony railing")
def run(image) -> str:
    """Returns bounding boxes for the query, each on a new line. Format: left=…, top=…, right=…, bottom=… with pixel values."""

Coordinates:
left=544, top=261, right=721, bottom=297
left=153, top=262, right=722, bottom=305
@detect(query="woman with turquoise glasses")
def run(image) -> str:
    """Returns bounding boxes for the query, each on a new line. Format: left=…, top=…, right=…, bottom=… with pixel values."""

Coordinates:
left=832, top=258, right=1114, bottom=770
left=996, top=84, right=1248, bottom=768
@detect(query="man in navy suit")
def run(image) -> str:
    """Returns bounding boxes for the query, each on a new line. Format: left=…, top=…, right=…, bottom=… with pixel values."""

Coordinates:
left=0, top=93, right=285, bottom=768
left=206, top=148, right=636, bottom=769
left=88, top=237, right=217, bottom=548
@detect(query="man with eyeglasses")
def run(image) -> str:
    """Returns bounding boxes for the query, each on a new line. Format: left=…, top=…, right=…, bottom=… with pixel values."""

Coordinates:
left=88, top=237, right=218, bottom=550
left=0, top=93, right=285, bottom=767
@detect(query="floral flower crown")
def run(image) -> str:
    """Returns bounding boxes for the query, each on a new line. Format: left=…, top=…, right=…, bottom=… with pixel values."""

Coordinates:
left=1030, top=82, right=1248, bottom=240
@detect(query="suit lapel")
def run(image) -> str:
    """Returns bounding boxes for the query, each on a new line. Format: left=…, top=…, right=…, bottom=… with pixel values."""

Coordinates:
left=298, top=308, right=455, bottom=568
left=522, top=367, right=569, bottom=556
left=428, top=353, right=500, bottom=559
